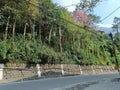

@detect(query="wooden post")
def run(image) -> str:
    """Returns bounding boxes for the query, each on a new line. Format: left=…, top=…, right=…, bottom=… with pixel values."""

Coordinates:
left=99, top=66, right=103, bottom=73
left=61, top=64, right=64, bottom=75
left=36, top=64, right=41, bottom=77
left=107, top=66, right=110, bottom=72
left=91, top=65, right=95, bottom=75
left=79, top=65, right=83, bottom=75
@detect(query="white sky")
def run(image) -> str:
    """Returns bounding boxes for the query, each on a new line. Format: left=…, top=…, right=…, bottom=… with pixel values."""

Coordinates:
left=52, top=0, right=80, bottom=11
left=52, top=0, right=120, bottom=28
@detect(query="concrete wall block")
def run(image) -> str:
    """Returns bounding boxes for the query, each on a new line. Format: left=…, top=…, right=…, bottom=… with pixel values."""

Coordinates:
left=2, top=64, right=117, bottom=81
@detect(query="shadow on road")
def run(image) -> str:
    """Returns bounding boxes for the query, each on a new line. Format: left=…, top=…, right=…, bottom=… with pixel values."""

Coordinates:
left=66, top=81, right=99, bottom=90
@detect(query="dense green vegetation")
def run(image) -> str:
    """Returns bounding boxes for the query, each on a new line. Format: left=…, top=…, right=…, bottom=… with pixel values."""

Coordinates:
left=0, top=0, right=119, bottom=66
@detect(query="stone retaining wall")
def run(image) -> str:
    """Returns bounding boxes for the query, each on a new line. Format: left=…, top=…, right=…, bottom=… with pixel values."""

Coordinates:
left=0, top=64, right=117, bottom=83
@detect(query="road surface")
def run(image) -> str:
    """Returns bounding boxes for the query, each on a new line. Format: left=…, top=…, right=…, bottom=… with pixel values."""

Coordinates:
left=0, top=73, right=120, bottom=90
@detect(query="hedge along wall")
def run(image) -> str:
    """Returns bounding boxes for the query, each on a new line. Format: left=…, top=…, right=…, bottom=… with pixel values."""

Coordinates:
left=1, top=63, right=117, bottom=83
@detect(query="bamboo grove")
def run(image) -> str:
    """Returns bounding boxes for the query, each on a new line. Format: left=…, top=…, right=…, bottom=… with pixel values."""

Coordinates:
left=0, top=0, right=120, bottom=66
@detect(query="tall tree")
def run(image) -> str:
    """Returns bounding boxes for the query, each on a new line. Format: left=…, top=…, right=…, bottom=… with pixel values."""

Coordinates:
left=112, top=17, right=120, bottom=33
left=76, top=0, right=101, bottom=12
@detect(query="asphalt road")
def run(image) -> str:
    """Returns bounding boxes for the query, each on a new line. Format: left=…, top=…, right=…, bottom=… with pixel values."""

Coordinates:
left=0, top=73, right=120, bottom=90
left=83, top=78, right=120, bottom=90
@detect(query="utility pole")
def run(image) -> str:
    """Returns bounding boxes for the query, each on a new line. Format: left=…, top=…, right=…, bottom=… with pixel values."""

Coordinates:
left=109, top=32, right=119, bottom=73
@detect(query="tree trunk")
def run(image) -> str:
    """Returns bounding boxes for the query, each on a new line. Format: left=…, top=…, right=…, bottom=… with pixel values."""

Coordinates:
left=92, top=44, right=94, bottom=56
left=38, top=22, right=41, bottom=42
left=32, top=19, right=35, bottom=40
left=48, top=25, right=53, bottom=45
left=78, top=35, right=80, bottom=48
left=59, top=26, right=62, bottom=52
left=5, top=16, right=10, bottom=40
left=28, top=18, right=33, bottom=40
left=72, top=33, right=75, bottom=49
left=12, top=20, right=16, bottom=41
left=24, top=23, right=27, bottom=40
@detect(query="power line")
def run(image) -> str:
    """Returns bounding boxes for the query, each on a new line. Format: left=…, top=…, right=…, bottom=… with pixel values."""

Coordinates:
left=101, top=6, right=120, bottom=22
left=63, top=1, right=120, bottom=22
left=64, top=3, right=80, bottom=8
left=28, top=1, right=83, bottom=27
left=28, top=1, right=104, bottom=38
